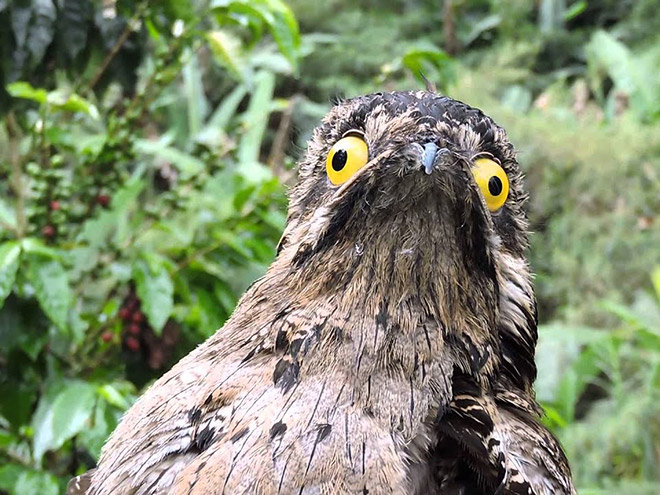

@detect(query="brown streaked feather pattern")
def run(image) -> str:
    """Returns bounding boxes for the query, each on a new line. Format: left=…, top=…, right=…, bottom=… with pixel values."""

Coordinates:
left=68, top=91, right=575, bottom=495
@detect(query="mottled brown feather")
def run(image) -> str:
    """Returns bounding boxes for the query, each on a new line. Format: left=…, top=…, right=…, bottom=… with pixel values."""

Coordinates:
left=68, top=91, right=574, bottom=495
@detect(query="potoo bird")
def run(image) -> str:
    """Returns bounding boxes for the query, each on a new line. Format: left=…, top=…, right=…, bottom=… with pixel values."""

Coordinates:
left=68, top=91, right=575, bottom=495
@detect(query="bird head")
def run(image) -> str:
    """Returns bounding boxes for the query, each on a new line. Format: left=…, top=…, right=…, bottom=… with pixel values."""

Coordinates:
left=270, top=91, right=537, bottom=389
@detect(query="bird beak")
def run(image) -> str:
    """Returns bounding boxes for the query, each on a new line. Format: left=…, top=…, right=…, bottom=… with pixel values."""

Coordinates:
left=421, top=142, right=442, bottom=174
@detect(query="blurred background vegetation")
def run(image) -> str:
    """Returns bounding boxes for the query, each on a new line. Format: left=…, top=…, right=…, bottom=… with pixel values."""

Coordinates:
left=0, top=0, right=658, bottom=493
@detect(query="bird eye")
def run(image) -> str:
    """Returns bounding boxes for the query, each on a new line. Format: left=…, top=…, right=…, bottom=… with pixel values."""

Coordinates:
left=326, top=135, right=369, bottom=185
left=472, top=158, right=509, bottom=212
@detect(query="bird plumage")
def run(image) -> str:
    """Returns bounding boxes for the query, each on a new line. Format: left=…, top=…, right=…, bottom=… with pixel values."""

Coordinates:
left=68, top=91, right=574, bottom=495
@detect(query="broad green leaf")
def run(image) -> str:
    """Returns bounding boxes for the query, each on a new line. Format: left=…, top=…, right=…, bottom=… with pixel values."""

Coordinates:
left=0, top=463, right=23, bottom=493
left=187, top=289, right=225, bottom=337
left=20, top=237, right=61, bottom=259
left=538, top=0, right=565, bottom=32
left=6, top=81, right=47, bottom=103
left=0, top=301, right=48, bottom=360
left=211, top=0, right=300, bottom=72
left=59, top=0, right=91, bottom=59
left=133, top=255, right=174, bottom=334
left=652, top=266, right=660, bottom=302
left=586, top=31, right=637, bottom=95
left=236, top=161, right=273, bottom=182
left=78, top=179, right=145, bottom=248
left=134, top=139, right=205, bottom=179
left=196, top=84, right=248, bottom=148
left=27, top=0, right=57, bottom=66
left=182, top=52, right=209, bottom=138
left=0, top=428, right=15, bottom=448
left=161, top=0, right=195, bottom=21
left=0, top=197, right=16, bottom=229
left=13, top=469, right=59, bottom=495
left=97, top=383, right=131, bottom=410
left=253, top=0, right=300, bottom=72
left=0, top=241, right=21, bottom=308
left=401, top=45, right=456, bottom=89
left=237, top=70, right=275, bottom=173
left=564, top=0, right=587, bottom=21
left=206, top=30, right=245, bottom=80
left=462, top=14, right=501, bottom=47
left=535, top=323, right=606, bottom=404
left=77, top=399, right=117, bottom=460
left=31, top=380, right=97, bottom=463
left=47, top=89, right=100, bottom=118
left=24, top=255, right=72, bottom=333
left=204, top=84, right=247, bottom=132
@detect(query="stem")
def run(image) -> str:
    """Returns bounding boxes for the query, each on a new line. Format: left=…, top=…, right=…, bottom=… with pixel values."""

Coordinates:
left=175, top=239, right=226, bottom=272
left=443, top=0, right=458, bottom=55
left=87, top=3, right=148, bottom=92
left=268, top=95, right=298, bottom=184
left=38, top=106, right=54, bottom=229
left=6, top=112, right=27, bottom=238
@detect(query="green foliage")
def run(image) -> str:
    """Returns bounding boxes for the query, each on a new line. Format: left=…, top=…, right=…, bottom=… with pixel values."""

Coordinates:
left=0, top=0, right=658, bottom=492
left=537, top=273, right=660, bottom=491
left=0, top=0, right=297, bottom=492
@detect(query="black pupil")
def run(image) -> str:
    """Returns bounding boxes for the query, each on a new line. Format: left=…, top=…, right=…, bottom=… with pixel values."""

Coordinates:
left=488, top=176, right=503, bottom=196
left=332, top=149, right=348, bottom=171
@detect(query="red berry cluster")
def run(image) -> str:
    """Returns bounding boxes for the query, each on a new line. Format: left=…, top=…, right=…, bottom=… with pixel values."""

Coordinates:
left=119, top=291, right=147, bottom=353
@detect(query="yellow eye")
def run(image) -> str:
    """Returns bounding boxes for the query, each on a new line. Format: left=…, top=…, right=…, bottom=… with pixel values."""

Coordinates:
left=472, top=158, right=509, bottom=212
left=326, top=135, right=369, bottom=185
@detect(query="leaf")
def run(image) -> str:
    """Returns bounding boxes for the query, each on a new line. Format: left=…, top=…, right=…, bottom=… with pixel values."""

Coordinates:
left=76, top=399, right=117, bottom=460
left=133, top=255, right=174, bottom=334
left=161, top=0, right=195, bottom=21
left=59, top=0, right=92, bottom=59
left=206, top=30, right=245, bottom=80
left=187, top=289, right=225, bottom=337
left=182, top=53, right=209, bottom=139
left=46, top=90, right=100, bottom=118
left=11, top=4, right=32, bottom=48
left=462, top=14, right=502, bottom=47
left=652, top=266, right=660, bottom=302
left=13, top=469, right=59, bottom=495
left=0, top=197, right=16, bottom=229
left=0, top=463, right=23, bottom=493
left=0, top=302, right=48, bottom=361
left=20, top=237, right=61, bottom=259
left=535, top=323, right=606, bottom=404
left=254, top=0, right=300, bottom=72
left=196, top=84, right=247, bottom=148
left=134, top=139, right=205, bottom=180
left=78, top=179, right=145, bottom=248
left=27, top=0, right=57, bottom=67
left=0, top=241, right=20, bottom=308
left=237, top=70, right=275, bottom=170
left=211, top=0, right=300, bottom=72
left=564, top=1, right=587, bottom=21
left=6, top=81, right=47, bottom=103
left=586, top=31, right=637, bottom=95
left=402, top=46, right=456, bottom=87
left=97, top=383, right=131, bottom=410
left=31, top=380, right=97, bottom=463
left=24, top=255, right=72, bottom=333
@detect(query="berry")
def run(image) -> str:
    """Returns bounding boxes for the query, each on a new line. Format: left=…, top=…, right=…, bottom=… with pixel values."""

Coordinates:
left=101, top=331, right=113, bottom=343
left=50, top=200, right=60, bottom=211
left=42, top=225, right=55, bottom=238
left=119, top=307, right=131, bottom=320
left=127, top=296, right=140, bottom=310
left=97, top=194, right=110, bottom=207
left=125, top=336, right=140, bottom=352
left=128, top=323, right=141, bottom=335
left=131, top=311, right=144, bottom=323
